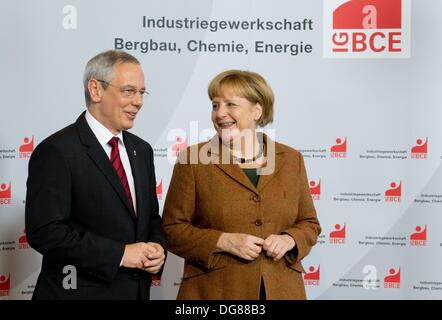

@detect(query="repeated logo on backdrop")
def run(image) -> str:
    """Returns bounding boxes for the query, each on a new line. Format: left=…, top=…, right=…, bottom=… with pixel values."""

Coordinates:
left=0, top=136, right=35, bottom=161
left=304, top=265, right=320, bottom=286
left=330, top=137, right=347, bottom=158
left=299, top=136, right=431, bottom=162
left=384, top=268, right=401, bottom=288
left=0, top=182, right=12, bottom=205
left=329, top=224, right=346, bottom=244
left=317, top=223, right=429, bottom=250
left=0, top=274, right=10, bottom=297
left=410, top=225, right=427, bottom=246
left=171, top=136, right=188, bottom=157
left=18, top=230, right=30, bottom=250
left=385, top=181, right=402, bottom=202
left=410, top=138, right=428, bottom=159
left=309, top=179, right=321, bottom=200
left=156, top=179, right=163, bottom=200
left=19, top=136, right=34, bottom=158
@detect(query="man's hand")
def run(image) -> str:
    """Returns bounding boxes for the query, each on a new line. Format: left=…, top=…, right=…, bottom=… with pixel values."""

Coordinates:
left=142, top=242, right=166, bottom=274
left=122, top=242, right=165, bottom=274
left=262, top=234, right=296, bottom=261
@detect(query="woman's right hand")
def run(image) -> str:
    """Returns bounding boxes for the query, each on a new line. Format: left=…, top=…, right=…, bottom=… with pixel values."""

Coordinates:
left=216, top=233, right=264, bottom=260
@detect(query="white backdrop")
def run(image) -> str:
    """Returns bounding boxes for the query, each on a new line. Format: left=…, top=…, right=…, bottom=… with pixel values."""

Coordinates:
left=1, top=0, right=442, bottom=299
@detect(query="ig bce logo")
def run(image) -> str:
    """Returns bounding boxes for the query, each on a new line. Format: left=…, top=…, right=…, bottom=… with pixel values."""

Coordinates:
left=323, top=0, right=411, bottom=58
left=0, top=182, right=11, bottom=205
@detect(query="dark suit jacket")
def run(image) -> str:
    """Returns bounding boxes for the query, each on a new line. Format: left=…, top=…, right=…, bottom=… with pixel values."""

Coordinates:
left=25, top=112, right=167, bottom=300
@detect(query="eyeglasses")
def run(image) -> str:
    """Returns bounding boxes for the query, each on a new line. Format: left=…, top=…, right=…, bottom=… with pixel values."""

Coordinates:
left=96, top=80, right=149, bottom=98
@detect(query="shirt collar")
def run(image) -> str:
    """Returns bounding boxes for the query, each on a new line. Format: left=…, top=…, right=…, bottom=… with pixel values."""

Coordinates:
left=85, top=109, right=124, bottom=148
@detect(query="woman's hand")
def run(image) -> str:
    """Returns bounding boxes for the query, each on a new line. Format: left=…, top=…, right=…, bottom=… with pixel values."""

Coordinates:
left=216, top=233, right=264, bottom=261
left=262, top=234, right=296, bottom=261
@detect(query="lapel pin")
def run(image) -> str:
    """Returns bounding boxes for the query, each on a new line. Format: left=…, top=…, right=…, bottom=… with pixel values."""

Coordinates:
left=134, top=150, right=137, bottom=156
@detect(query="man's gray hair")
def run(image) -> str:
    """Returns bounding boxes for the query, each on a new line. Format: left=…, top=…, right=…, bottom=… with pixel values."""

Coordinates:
left=83, top=50, right=140, bottom=106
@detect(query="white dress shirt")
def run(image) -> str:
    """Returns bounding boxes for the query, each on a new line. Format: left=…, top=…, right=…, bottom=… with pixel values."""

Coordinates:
left=85, top=110, right=137, bottom=214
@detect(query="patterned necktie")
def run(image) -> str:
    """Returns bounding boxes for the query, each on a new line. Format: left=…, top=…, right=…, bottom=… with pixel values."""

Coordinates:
left=108, top=137, right=134, bottom=211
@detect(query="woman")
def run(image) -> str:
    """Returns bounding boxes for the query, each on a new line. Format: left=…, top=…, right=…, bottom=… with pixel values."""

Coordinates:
left=162, top=70, right=321, bottom=300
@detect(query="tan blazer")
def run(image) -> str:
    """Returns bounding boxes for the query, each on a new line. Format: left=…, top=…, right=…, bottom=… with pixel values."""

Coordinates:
left=162, top=134, right=321, bottom=300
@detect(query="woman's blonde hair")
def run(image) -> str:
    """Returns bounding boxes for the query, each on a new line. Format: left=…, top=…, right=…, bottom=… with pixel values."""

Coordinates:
left=208, top=70, right=274, bottom=127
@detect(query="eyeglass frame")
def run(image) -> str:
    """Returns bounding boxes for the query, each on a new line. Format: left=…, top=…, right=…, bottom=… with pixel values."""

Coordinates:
left=96, top=79, right=149, bottom=98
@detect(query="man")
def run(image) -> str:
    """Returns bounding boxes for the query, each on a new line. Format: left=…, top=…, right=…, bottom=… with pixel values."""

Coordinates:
left=25, top=50, right=166, bottom=300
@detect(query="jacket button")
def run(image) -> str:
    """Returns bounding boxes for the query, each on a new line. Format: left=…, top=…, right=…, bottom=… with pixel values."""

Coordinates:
left=254, top=219, right=263, bottom=226
left=251, top=195, right=261, bottom=202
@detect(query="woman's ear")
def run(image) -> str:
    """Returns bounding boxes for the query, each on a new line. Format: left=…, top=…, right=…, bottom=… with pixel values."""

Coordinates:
left=254, top=103, right=263, bottom=121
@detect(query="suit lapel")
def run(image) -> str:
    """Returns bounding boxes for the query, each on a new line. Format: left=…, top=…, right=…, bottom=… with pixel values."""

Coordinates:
left=216, top=164, right=258, bottom=194
left=75, top=112, right=136, bottom=220
left=123, top=132, right=142, bottom=220
left=256, top=153, right=285, bottom=192
left=207, top=136, right=259, bottom=194
left=256, top=136, right=286, bottom=192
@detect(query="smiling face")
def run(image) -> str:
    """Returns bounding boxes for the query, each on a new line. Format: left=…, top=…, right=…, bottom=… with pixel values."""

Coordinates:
left=211, top=89, right=262, bottom=144
left=88, top=62, right=145, bottom=135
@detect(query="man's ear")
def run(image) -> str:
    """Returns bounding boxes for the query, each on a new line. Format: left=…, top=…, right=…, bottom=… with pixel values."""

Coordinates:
left=88, top=79, right=103, bottom=103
